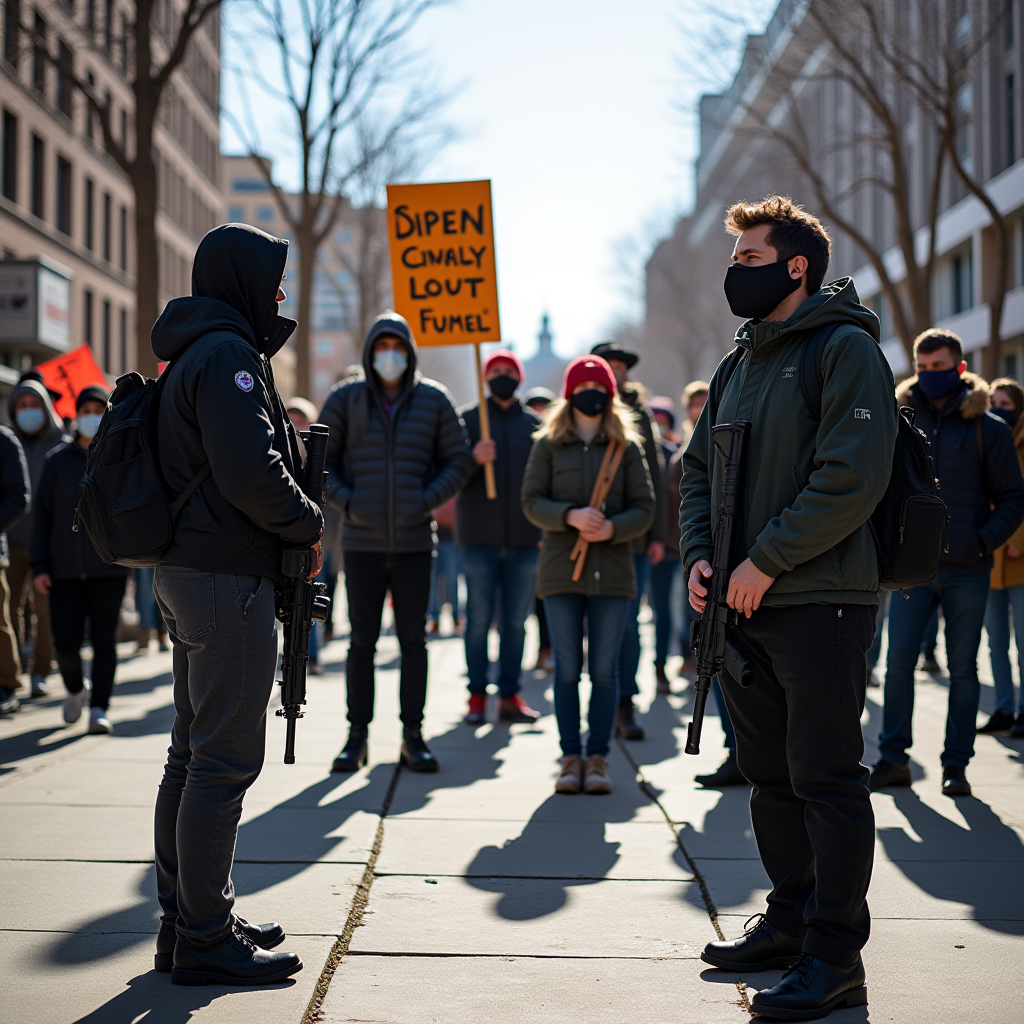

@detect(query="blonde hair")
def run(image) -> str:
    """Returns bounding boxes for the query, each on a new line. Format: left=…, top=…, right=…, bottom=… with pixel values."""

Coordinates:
left=534, top=394, right=642, bottom=446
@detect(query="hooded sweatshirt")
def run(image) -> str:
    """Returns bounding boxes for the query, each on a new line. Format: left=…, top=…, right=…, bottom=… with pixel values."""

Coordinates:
left=317, top=312, right=473, bottom=553
left=680, top=277, right=898, bottom=607
left=150, top=223, right=323, bottom=579
left=895, top=372, right=1024, bottom=570
left=6, top=381, right=67, bottom=550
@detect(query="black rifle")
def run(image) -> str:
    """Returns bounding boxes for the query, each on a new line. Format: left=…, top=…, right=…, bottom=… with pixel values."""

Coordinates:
left=686, top=420, right=755, bottom=756
left=277, top=422, right=332, bottom=765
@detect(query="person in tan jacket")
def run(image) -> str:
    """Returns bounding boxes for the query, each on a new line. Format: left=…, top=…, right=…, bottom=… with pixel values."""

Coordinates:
left=981, top=377, right=1024, bottom=738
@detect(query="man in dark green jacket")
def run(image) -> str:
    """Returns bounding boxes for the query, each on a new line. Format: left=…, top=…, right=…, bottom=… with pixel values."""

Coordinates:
left=680, top=196, right=897, bottom=1020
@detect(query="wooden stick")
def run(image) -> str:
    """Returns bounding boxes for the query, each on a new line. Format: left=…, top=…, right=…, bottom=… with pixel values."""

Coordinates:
left=474, top=343, right=497, bottom=499
left=570, top=439, right=625, bottom=581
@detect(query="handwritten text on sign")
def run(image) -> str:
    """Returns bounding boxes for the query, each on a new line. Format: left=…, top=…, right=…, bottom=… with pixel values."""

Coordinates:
left=386, top=180, right=501, bottom=346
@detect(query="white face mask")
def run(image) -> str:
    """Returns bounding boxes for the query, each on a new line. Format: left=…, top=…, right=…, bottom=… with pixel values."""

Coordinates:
left=373, top=349, right=408, bottom=383
left=77, top=414, right=103, bottom=440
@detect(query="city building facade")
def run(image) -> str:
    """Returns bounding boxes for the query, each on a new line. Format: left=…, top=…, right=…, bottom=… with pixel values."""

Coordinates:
left=643, top=0, right=1024, bottom=395
left=0, top=0, right=221, bottom=391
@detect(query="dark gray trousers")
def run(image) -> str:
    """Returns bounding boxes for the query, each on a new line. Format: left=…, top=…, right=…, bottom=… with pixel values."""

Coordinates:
left=153, top=567, right=278, bottom=948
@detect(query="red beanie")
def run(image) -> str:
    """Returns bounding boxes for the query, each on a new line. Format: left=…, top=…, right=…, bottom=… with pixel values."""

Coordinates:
left=562, top=355, right=617, bottom=399
left=484, top=349, right=525, bottom=380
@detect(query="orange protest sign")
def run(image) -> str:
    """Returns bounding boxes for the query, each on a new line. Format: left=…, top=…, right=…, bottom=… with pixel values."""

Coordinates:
left=35, top=345, right=109, bottom=420
left=386, top=180, right=501, bottom=346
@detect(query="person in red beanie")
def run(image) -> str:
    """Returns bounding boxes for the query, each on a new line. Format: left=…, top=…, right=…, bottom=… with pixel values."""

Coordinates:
left=457, top=349, right=543, bottom=725
left=521, top=356, right=654, bottom=794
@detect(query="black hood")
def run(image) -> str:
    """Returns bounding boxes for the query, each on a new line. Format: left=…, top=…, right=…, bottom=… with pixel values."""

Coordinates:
left=361, top=310, right=420, bottom=395
left=151, top=223, right=296, bottom=362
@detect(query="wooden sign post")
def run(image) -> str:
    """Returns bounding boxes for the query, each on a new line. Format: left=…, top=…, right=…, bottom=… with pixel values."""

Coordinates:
left=386, top=180, right=501, bottom=499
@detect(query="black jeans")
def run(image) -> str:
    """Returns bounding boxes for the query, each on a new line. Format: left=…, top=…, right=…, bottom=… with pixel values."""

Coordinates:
left=344, top=550, right=432, bottom=729
left=153, top=568, right=277, bottom=948
left=48, top=577, right=127, bottom=711
left=719, top=602, right=876, bottom=966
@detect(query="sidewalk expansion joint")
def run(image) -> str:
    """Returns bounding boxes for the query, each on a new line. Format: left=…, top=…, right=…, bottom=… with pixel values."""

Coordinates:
left=301, top=760, right=403, bottom=1024
left=615, top=737, right=751, bottom=1014
left=372, top=872, right=699, bottom=882
left=345, top=950, right=702, bottom=960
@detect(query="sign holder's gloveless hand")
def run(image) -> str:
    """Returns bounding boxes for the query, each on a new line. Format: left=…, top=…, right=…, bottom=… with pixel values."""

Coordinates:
left=385, top=179, right=502, bottom=499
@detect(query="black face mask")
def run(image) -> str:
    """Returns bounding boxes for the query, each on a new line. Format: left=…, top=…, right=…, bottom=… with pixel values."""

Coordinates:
left=724, top=260, right=801, bottom=320
left=488, top=374, right=518, bottom=401
left=991, top=405, right=1018, bottom=428
left=570, top=389, right=610, bottom=418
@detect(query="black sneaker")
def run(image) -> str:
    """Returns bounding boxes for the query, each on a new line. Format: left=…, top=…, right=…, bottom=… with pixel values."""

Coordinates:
left=868, top=758, right=912, bottom=790
left=0, top=686, right=20, bottom=714
left=977, top=710, right=1016, bottom=734
left=941, top=766, right=971, bottom=798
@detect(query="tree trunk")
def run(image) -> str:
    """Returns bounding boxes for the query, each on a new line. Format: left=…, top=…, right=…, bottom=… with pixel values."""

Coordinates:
left=132, top=96, right=160, bottom=377
left=294, top=228, right=315, bottom=399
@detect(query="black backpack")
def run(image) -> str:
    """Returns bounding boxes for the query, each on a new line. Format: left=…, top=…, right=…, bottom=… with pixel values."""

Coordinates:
left=76, top=367, right=211, bottom=568
left=722, top=323, right=947, bottom=592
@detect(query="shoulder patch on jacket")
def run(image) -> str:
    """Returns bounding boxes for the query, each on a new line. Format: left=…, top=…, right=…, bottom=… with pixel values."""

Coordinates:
left=234, top=370, right=255, bottom=392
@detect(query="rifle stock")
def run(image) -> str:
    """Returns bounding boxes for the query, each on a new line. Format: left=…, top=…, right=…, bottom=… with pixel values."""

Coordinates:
left=277, top=423, right=332, bottom=765
left=685, top=420, right=753, bottom=756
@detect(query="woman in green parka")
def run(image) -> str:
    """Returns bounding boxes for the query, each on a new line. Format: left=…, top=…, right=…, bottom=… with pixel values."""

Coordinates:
left=522, top=355, right=655, bottom=796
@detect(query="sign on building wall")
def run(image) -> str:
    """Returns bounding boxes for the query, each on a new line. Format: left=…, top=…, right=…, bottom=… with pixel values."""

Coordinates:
left=386, top=180, right=501, bottom=346
left=0, top=260, right=72, bottom=353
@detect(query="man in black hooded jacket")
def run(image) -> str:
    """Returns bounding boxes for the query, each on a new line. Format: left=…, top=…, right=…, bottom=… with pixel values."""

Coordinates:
left=149, top=224, right=323, bottom=987
left=318, top=311, right=472, bottom=774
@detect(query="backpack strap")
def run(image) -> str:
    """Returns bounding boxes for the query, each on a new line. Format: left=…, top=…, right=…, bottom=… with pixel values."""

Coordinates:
left=170, top=463, right=212, bottom=516
left=798, top=323, right=842, bottom=420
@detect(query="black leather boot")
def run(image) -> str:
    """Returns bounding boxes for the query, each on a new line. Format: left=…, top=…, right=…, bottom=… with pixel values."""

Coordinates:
left=155, top=917, right=286, bottom=972
left=332, top=726, right=368, bottom=772
left=749, top=954, right=867, bottom=1020
left=401, top=728, right=439, bottom=772
left=615, top=699, right=645, bottom=740
left=171, top=925, right=302, bottom=986
left=701, top=913, right=804, bottom=972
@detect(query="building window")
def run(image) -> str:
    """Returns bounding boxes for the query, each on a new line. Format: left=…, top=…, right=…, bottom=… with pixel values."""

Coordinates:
left=56, top=155, right=72, bottom=235
left=119, top=204, right=127, bottom=270
left=119, top=307, right=127, bottom=371
left=83, top=177, right=94, bottom=249
left=102, top=299, right=111, bottom=371
left=83, top=289, right=94, bottom=348
left=953, top=248, right=974, bottom=314
left=104, top=0, right=113, bottom=53
left=257, top=206, right=275, bottom=222
left=85, top=71, right=96, bottom=143
left=227, top=204, right=244, bottom=222
left=1005, top=353, right=1019, bottom=382
left=118, top=11, right=128, bottom=73
left=1008, top=73, right=1017, bottom=168
left=3, top=0, right=20, bottom=68
left=57, top=40, right=73, bottom=118
left=31, top=134, right=44, bottom=219
left=2, top=111, right=16, bottom=203
left=102, top=191, right=111, bottom=261
left=33, top=13, right=47, bottom=96
left=86, top=0, right=95, bottom=40
left=119, top=107, right=127, bottom=146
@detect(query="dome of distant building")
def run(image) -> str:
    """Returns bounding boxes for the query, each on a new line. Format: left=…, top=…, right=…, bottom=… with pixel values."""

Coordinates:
left=521, top=314, right=568, bottom=394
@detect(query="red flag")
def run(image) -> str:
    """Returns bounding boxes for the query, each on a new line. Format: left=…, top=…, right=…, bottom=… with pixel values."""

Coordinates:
left=35, top=346, right=110, bottom=421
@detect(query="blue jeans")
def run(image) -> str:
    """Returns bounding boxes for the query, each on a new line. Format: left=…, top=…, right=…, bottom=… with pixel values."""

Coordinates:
left=134, top=566, right=164, bottom=633
left=544, top=593, right=630, bottom=757
left=617, top=554, right=650, bottom=700
left=984, top=584, right=1024, bottom=715
left=880, top=568, right=990, bottom=768
left=648, top=559, right=679, bottom=665
left=461, top=546, right=538, bottom=697
left=428, top=540, right=461, bottom=622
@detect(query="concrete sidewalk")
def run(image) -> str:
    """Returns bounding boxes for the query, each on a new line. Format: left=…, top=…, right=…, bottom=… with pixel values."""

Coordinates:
left=1, top=614, right=1022, bottom=1023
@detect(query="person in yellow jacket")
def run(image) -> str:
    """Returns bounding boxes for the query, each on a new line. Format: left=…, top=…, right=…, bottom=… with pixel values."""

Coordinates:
left=981, top=377, right=1024, bottom=738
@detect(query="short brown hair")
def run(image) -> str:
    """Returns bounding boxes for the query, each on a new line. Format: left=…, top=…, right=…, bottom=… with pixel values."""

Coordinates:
left=724, top=196, right=832, bottom=294
left=913, top=328, right=963, bottom=363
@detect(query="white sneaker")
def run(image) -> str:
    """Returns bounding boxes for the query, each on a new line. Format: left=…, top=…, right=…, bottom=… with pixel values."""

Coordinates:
left=88, top=706, right=112, bottom=734
left=63, top=686, right=88, bottom=724
left=30, top=674, right=49, bottom=698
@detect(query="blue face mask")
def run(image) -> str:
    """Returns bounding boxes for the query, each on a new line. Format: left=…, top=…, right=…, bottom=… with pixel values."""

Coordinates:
left=15, top=407, right=46, bottom=435
left=373, top=349, right=408, bottom=383
left=916, top=367, right=963, bottom=401
left=76, top=414, right=103, bottom=440
left=991, top=405, right=1018, bottom=427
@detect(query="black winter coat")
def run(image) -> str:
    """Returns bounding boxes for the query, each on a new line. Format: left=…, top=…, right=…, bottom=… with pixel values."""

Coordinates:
left=897, top=372, right=1024, bottom=569
left=32, top=441, right=127, bottom=580
left=0, top=426, right=30, bottom=569
left=456, top=398, right=541, bottom=549
left=621, top=385, right=665, bottom=552
left=319, top=313, right=473, bottom=553
left=150, top=225, right=323, bottom=580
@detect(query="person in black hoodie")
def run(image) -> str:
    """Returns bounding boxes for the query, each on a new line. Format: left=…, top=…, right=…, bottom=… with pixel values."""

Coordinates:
left=872, top=328, right=1024, bottom=798
left=457, top=349, right=542, bottom=726
left=148, top=224, right=322, bottom=987
left=32, top=386, right=125, bottom=732
left=318, top=311, right=473, bottom=774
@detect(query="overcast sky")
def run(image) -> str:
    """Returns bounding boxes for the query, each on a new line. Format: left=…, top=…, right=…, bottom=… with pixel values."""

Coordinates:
left=223, top=1, right=769, bottom=360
